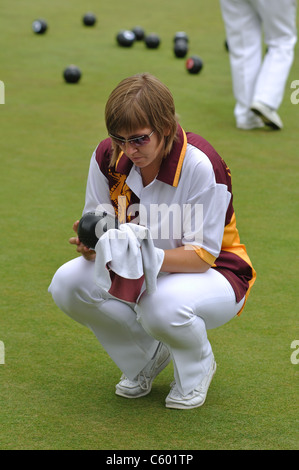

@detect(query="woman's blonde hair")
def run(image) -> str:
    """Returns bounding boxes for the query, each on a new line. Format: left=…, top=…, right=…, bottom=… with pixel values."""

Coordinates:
left=105, top=73, right=179, bottom=166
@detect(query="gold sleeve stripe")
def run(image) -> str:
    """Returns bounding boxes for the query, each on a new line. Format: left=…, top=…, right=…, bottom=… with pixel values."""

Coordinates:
left=222, top=212, right=255, bottom=270
left=192, top=246, right=217, bottom=266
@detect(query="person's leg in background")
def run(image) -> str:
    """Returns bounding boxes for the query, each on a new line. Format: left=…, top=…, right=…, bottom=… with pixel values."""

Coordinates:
left=219, top=0, right=265, bottom=129
left=251, top=0, right=297, bottom=129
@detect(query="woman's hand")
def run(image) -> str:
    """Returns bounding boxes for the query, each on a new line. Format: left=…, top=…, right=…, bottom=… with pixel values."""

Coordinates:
left=69, top=220, right=96, bottom=261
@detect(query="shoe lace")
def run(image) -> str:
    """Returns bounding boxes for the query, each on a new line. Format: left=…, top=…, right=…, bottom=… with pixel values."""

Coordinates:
left=137, top=343, right=166, bottom=391
left=138, top=371, right=150, bottom=391
left=169, top=380, right=176, bottom=389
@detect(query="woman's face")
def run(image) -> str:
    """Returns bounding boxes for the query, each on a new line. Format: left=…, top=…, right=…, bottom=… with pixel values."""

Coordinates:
left=113, top=128, right=166, bottom=170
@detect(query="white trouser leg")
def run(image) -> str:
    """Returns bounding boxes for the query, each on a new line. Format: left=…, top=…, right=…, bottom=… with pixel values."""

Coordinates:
left=136, top=270, right=245, bottom=396
left=252, top=0, right=297, bottom=109
left=220, top=0, right=263, bottom=123
left=220, top=0, right=297, bottom=118
left=48, top=257, right=159, bottom=380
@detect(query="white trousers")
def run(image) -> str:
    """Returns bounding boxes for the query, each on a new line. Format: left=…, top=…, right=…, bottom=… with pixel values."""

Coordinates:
left=219, top=0, right=297, bottom=123
left=48, top=256, right=244, bottom=395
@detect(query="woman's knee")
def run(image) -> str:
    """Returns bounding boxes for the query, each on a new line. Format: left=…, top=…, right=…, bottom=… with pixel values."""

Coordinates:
left=48, top=257, right=94, bottom=313
left=48, top=264, right=74, bottom=312
left=137, top=289, right=190, bottom=340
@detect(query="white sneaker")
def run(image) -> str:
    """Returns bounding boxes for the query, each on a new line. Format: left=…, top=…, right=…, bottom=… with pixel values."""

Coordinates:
left=236, top=115, right=265, bottom=130
left=115, top=343, right=171, bottom=398
left=250, top=101, right=283, bottom=130
left=165, top=358, right=216, bottom=409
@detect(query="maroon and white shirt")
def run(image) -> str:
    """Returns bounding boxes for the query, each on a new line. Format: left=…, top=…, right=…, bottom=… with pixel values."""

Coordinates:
left=83, top=125, right=256, bottom=311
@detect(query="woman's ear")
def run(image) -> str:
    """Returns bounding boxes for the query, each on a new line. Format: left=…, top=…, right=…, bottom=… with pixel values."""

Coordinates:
left=164, top=127, right=171, bottom=137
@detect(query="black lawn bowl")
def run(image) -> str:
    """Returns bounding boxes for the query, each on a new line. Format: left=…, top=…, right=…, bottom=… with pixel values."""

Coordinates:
left=63, top=65, right=82, bottom=84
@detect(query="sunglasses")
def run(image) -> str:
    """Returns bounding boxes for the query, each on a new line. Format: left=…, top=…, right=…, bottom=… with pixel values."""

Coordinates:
left=109, top=130, right=154, bottom=148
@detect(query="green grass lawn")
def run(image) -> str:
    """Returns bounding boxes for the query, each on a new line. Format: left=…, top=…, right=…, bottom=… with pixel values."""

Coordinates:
left=0, top=0, right=298, bottom=450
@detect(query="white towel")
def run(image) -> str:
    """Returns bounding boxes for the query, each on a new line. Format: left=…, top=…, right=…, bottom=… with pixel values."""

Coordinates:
left=94, top=223, right=164, bottom=302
